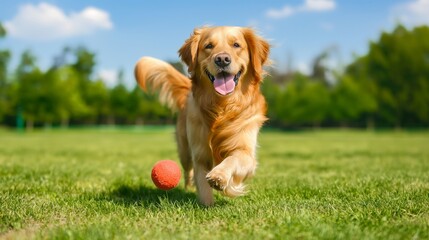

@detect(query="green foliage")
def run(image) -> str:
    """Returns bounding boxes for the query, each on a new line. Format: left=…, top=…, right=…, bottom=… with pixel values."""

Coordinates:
left=0, top=129, right=428, bottom=239
left=0, top=41, right=178, bottom=128
left=16, top=50, right=38, bottom=77
left=84, top=80, right=109, bottom=121
left=127, top=87, right=171, bottom=124
left=14, top=51, right=46, bottom=127
left=262, top=24, right=429, bottom=128
left=12, top=52, right=89, bottom=127
left=138, top=90, right=172, bottom=123
left=260, top=75, right=282, bottom=122
left=0, top=22, right=6, bottom=38
left=0, top=22, right=11, bottom=121
left=276, top=74, right=330, bottom=126
left=48, top=66, right=89, bottom=124
left=71, top=46, right=96, bottom=79
left=1, top=23, right=429, bottom=128
left=330, top=75, right=377, bottom=125
left=109, top=82, right=130, bottom=122
left=353, top=25, right=429, bottom=127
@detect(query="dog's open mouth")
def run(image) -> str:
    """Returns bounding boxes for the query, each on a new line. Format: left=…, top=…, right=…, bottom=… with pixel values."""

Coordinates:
left=205, top=69, right=242, bottom=96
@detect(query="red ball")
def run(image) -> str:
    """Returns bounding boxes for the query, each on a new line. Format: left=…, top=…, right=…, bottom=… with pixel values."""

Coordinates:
left=151, top=160, right=181, bottom=190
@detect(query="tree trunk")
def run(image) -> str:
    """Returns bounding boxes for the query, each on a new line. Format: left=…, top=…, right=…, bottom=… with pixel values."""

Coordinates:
left=135, top=117, right=144, bottom=125
left=44, top=122, right=52, bottom=130
left=313, top=121, right=321, bottom=129
left=61, top=118, right=69, bottom=128
left=107, top=115, right=115, bottom=125
left=26, top=119, right=34, bottom=131
left=366, top=116, right=374, bottom=130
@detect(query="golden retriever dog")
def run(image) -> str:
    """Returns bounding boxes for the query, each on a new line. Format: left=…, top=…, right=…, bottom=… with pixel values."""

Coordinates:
left=135, top=26, right=270, bottom=206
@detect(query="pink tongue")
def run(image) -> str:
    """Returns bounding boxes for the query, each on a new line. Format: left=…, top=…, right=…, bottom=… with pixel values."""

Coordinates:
left=213, top=73, right=235, bottom=95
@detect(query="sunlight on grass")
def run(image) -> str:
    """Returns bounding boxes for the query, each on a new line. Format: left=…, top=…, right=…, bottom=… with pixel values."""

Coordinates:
left=0, top=128, right=428, bottom=239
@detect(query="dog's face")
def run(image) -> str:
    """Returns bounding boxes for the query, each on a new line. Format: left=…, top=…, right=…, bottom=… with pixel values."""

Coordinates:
left=179, top=26, right=270, bottom=96
left=199, top=27, right=248, bottom=96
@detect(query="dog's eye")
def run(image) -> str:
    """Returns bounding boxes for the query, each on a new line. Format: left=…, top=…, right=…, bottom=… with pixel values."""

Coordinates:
left=205, top=43, right=213, bottom=49
left=233, top=43, right=240, bottom=48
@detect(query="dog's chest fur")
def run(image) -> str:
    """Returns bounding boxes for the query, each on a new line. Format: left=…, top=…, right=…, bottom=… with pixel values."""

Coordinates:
left=185, top=91, right=266, bottom=165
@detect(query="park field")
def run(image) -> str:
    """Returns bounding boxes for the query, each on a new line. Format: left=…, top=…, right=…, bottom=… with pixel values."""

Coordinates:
left=0, top=127, right=428, bottom=239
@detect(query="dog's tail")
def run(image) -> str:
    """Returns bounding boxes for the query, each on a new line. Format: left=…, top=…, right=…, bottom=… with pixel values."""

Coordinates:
left=135, top=57, right=191, bottom=111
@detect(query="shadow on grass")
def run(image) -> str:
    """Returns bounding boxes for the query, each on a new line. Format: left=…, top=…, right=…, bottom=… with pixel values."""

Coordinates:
left=91, top=182, right=229, bottom=208
left=96, top=183, right=199, bottom=207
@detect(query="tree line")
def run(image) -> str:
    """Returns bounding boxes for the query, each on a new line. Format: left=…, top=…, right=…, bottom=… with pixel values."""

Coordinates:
left=264, top=25, right=429, bottom=128
left=1, top=23, right=428, bottom=129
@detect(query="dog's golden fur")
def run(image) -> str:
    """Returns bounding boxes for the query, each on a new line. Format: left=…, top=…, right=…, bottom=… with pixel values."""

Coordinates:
left=135, top=26, right=270, bottom=206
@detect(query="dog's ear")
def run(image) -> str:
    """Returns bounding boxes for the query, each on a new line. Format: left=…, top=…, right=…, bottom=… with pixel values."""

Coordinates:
left=242, top=28, right=270, bottom=82
left=178, top=28, right=202, bottom=74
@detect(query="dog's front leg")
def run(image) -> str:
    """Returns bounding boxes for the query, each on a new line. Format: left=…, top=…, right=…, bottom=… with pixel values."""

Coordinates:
left=206, top=150, right=257, bottom=197
left=194, top=161, right=214, bottom=206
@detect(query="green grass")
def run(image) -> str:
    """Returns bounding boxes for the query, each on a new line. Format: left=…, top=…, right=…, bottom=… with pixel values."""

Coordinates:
left=0, top=127, right=428, bottom=239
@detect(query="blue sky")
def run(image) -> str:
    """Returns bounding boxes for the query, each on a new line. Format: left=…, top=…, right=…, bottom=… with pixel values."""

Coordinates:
left=1, top=0, right=429, bottom=87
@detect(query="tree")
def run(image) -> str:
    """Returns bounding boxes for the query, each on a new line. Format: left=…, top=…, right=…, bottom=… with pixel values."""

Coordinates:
left=310, top=46, right=339, bottom=85
left=311, top=50, right=330, bottom=82
left=47, top=66, right=89, bottom=127
left=261, top=74, right=282, bottom=125
left=277, top=74, right=330, bottom=127
left=345, top=55, right=378, bottom=128
left=85, top=79, right=109, bottom=124
left=15, top=50, right=43, bottom=130
left=108, top=70, right=129, bottom=124
left=348, top=25, right=429, bottom=127
left=72, top=46, right=96, bottom=80
left=0, top=22, right=11, bottom=121
left=138, top=91, right=172, bottom=124
left=70, top=46, right=99, bottom=122
left=330, top=75, right=377, bottom=127
left=127, top=86, right=144, bottom=124
left=15, top=51, right=66, bottom=129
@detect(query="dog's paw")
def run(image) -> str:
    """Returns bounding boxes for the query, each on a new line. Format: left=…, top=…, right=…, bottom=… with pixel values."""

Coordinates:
left=200, top=197, right=215, bottom=207
left=206, top=170, right=228, bottom=191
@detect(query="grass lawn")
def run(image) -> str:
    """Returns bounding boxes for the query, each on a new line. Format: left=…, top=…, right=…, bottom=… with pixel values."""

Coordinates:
left=0, top=127, right=428, bottom=239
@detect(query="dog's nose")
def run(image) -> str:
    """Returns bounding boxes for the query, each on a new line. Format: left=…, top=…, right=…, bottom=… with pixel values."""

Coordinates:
left=214, top=53, right=231, bottom=68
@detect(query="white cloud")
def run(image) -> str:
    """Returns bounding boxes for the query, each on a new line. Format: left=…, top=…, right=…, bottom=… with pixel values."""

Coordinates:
left=266, top=0, right=336, bottom=19
left=98, top=69, right=118, bottom=87
left=392, top=0, right=429, bottom=26
left=4, top=2, right=113, bottom=40
left=303, top=0, right=336, bottom=12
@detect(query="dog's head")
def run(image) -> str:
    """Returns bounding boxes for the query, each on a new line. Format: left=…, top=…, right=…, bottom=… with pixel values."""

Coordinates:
left=179, top=26, right=270, bottom=96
